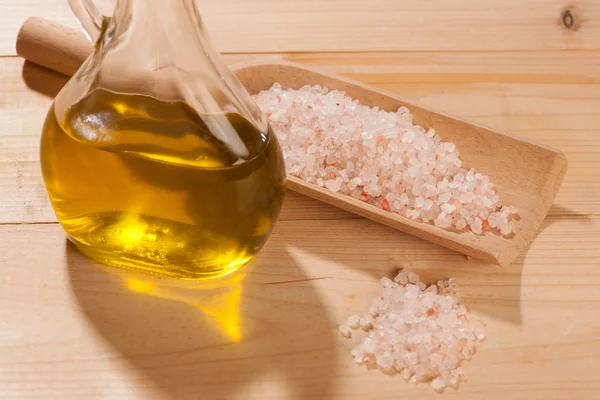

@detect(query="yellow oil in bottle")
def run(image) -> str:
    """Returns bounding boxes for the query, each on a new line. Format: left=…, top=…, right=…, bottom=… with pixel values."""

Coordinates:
left=41, top=89, right=286, bottom=279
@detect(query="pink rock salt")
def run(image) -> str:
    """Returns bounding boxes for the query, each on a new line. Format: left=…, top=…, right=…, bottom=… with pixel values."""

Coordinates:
left=253, top=83, right=519, bottom=236
left=338, top=271, right=485, bottom=393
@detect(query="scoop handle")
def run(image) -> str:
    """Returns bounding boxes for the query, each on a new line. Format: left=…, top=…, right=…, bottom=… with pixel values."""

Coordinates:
left=16, top=17, right=92, bottom=77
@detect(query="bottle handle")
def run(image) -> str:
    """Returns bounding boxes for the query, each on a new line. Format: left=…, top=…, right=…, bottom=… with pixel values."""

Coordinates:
left=68, top=0, right=106, bottom=43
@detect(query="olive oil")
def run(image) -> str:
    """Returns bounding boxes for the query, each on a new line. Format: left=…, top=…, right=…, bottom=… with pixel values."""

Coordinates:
left=41, top=89, right=286, bottom=279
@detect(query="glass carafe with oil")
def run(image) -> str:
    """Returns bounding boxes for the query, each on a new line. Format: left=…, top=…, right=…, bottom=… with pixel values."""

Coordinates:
left=40, top=0, right=286, bottom=279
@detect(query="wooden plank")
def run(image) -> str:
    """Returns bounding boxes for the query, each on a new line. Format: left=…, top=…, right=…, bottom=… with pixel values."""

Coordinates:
left=2, top=0, right=600, bottom=56
left=227, top=51, right=600, bottom=81
left=2, top=55, right=599, bottom=223
left=0, top=215, right=598, bottom=399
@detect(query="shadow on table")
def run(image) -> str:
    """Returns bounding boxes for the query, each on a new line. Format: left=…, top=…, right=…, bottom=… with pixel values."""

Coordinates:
left=31, top=53, right=584, bottom=329
left=282, top=200, right=590, bottom=327
left=279, top=194, right=531, bottom=325
left=22, top=60, right=68, bottom=98
left=66, top=233, right=337, bottom=400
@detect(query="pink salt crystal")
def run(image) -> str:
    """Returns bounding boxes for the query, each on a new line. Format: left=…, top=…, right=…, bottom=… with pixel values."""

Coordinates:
left=407, top=272, right=420, bottom=284
left=470, top=217, right=484, bottom=234
left=338, top=270, right=484, bottom=393
left=324, top=179, right=341, bottom=192
left=448, top=376, right=459, bottom=389
left=253, top=84, right=518, bottom=237
left=400, top=368, right=412, bottom=381
left=431, top=377, right=446, bottom=392
left=395, top=273, right=409, bottom=285
left=422, top=199, right=433, bottom=211
left=438, top=192, right=452, bottom=203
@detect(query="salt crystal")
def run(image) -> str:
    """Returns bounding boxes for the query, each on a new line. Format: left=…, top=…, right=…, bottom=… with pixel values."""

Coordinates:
left=324, top=179, right=340, bottom=192
left=253, top=84, right=518, bottom=236
left=431, top=377, right=446, bottom=392
left=441, top=203, right=456, bottom=214
left=338, top=324, right=351, bottom=337
left=403, top=130, right=415, bottom=143
left=394, top=273, right=409, bottom=285
left=381, top=277, right=394, bottom=288
left=407, top=272, right=420, bottom=283
left=443, top=142, right=456, bottom=152
left=376, top=354, right=395, bottom=369
left=434, top=213, right=452, bottom=228
left=475, top=328, right=486, bottom=341
left=338, top=270, right=485, bottom=393
left=470, top=217, right=483, bottom=235
left=455, top=218, right=468, bottom=230
left=360, top=314, right=374, bottom=330
left=399, top=193, right=410, bottom=205
left=347, top=315, right=361, bottom=329
left=438, top=192, right=452, bottom=203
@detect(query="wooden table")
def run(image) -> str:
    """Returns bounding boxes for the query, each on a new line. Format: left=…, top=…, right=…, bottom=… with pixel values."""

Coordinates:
left=1, top=1, right=599, bottom=399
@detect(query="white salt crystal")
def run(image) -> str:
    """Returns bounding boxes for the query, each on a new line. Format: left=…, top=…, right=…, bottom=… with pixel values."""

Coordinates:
left=434, top=213, right=452, bottom=228
left=381, top=277, right=394, bottom=288
left=338, top=324, right=351, bottom=337
left=415, top=197, right=425, bottom=208
left=360, top=314, right=374, bottom=330
left=399, top=193, right=410, bottom=205
left=443, top=142, right=456, bottom=152
left=347, top=315, right=361, bottom=329
left=403, top=130, right=415, bottom=143
left=441, top=203, right=456, bottom=214
left=407, top=272, right=420, bottom=283
left=431, top=377, right=446, bottom=392
left=376, top=354, right=395, bottom=369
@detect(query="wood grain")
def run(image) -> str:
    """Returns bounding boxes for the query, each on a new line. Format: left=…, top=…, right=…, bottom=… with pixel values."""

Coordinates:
left=2, top=0, right=600, bottom=397
left=0, top=216, right=599, bottom=400
left=2, top=0, right=600, bottom=56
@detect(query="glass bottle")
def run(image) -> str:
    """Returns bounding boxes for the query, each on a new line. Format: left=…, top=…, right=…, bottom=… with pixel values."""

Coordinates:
left=40, top=0, right=286, bottom=279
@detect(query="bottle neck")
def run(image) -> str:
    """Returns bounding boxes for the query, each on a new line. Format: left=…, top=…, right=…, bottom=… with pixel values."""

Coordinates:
left=110, top=0, right=209, bottom=56
left=67, top=0, right=269, bottom=159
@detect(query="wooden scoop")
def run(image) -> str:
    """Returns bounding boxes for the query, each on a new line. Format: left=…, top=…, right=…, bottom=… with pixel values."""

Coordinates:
left=16, top=17, right=568, bottom=266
